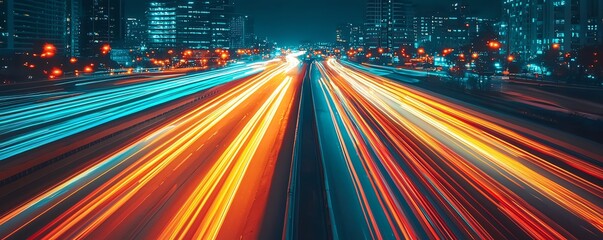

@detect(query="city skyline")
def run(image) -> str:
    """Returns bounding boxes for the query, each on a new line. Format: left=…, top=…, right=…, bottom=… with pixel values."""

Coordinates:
left=126, top=0, right=502, bottom=45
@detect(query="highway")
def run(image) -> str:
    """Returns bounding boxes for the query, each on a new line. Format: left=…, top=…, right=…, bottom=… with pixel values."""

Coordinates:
left=311, top=59, right=602, bottom=239
left=0, top=56, right=304, bottom=239
left=0, top=62, right=270, bottom=180
left=0, top=56, right=601, bottom=239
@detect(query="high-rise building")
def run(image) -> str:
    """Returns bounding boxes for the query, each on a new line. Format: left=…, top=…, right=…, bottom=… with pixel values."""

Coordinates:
left=336, top=23, right=364, bottom=50
left=336, top=23, right=352, bottom=48
left=0, top=0, right=8, bottom=50
left=350, top=24, right=364, bottom=50
left=364, top=0, right=415, bottom=51
left=177, top=1, right=212, bottom=49
left=230, top=15, right=253, bottom=49
left=210, top=0, right=234, bottom=49
left=80, top=0, right=125, bottom=56
left=414, top=16, right=446, bottom=49
left=0, top=0, right=67, bottom=54
left=147, top=0, right=177, bottom=49
left=125, top=18, right=146, bottom=48
left=148, top=0, right=236, bottom=50
left=413, top=1, right=494, bottom=51
left=66, top=0, right=81, bottom=57
left=502, top=0, right=603, bottom=60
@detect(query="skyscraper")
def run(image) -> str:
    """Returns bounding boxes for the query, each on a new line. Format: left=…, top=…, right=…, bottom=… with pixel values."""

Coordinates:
left=336, top=23, right=352, bottom=48
left=66, top=0, right=81, bottom=57
left=0, top=0, right=8, bottom=50
left=502, top=0, right=603, bottom=60
left=148, top=0, right=236, bottom=50
left=80, top=0, right=125, bottom=56
left=336, top=23, right=363, bottom=50
left=125, top=18, right=146, bottom=48
left=210, top=0, right=234, bottom=49
left=364, top=0, right=415, bottom=51
left=0, top=0, right=67, bottom=54
left=177, top=1, right=212, bottom=49
left=230, top=15, right=253, bottom=49
left=147, top=0, right=177, bottom=49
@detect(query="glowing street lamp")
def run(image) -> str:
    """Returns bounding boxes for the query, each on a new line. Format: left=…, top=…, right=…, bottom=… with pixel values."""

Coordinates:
left=41, top=43, right=56, bottom=58
left=507, top=55, right=515, bottom=62
left=101, top=44, right=111, bottom=55
left=471, top=53, right=479, bottom=59
left=552, top=43, right=560, bottom=50
left=488, top=41, right=501, bottom=49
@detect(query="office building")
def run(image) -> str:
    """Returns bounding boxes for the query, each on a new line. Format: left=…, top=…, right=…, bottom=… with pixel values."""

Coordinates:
left=230, top=15, right=254, bottom=49
left=0, top=0, right=7, bottom=50
left=148, top=0, right=237, bottom=50
left=210, top=0, right=234, bottom=49
left=364, top=0, right=415, bottom=51
left=336, top=23, right=364, bottom=50
left=66, top=0, right=81, bottom=57
left=1, top=0, right=67, bottom=54
left=147, top=0, right=177, bottom=49
left=125, top=18, right=146, bottom=48
left=502, top=0, right=603, bottom=59
left=80, top=0, right=125, bottom=56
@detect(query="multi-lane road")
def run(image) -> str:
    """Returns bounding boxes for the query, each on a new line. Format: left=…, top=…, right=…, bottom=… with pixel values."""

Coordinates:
left=0, top=55, right=601, bottom=239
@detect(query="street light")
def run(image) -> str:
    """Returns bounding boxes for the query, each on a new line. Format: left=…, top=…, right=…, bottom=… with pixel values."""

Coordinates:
left=42, top=43, right=56, bottom=58
left=101, top=44, right=111, bottom=55
left=488, top=41, right=501, bottom=50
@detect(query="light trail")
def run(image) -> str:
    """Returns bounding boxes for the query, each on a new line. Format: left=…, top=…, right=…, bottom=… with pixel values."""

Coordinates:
left=0, top=63, right=269, bottom=162
left=0, top=57, right=303, bottom=239
left=312, top=59, right=602, bottom=239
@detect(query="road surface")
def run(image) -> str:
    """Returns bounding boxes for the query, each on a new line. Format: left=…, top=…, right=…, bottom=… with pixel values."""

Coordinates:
left=311, top=59, right=602, bottom=239
left=0, top=57, right=304, bottom=239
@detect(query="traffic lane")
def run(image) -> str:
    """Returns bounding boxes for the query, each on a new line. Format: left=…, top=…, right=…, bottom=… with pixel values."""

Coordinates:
left=320, top=60, right=602, bottom=238
left=0, top=60, right=302, bottom=239
left=500, top=83, right=603, bottom=118
left=0, top=71, right=241, bottom=210
left=254, top=63, right=307, bottom=239
left=0, top=63, right=274, bottom=179
left=311, top=62, right=398, bottom=239
left=0, top=64, right=265, bottom=162
left=330, top=59, right=602, bottom=203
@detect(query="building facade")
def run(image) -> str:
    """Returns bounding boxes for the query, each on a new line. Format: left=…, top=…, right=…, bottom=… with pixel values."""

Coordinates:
left=66, top=0, right=81, bottom=57
left=0, top=0, right=67, bottom=54
left=210, top=0, right=234, bottom=49
left=501, top=0, right=603, bottom=59
left=0, top=0, right=8, bottom=50
left=336, top=23, right=364, bottom=50
left=364, top=0, right=415, bottom=51
left=147, top=0, right=177, bottom=49
left=230, top=15, right=253, bottom=49
left=80, top=0, right=125, bottom=56
left=125, top=18, right=146, bottom=48
left=148, top=0, right=235, bottom=50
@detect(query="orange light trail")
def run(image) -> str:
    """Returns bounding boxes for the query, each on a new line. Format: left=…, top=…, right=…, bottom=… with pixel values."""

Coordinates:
left=0, top=57, right=303, bottom=239
left=311, top=59, right=602, bottom=238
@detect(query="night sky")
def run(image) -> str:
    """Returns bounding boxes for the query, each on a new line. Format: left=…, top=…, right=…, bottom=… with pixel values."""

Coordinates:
left=126, top=0, right=501, bottom=46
